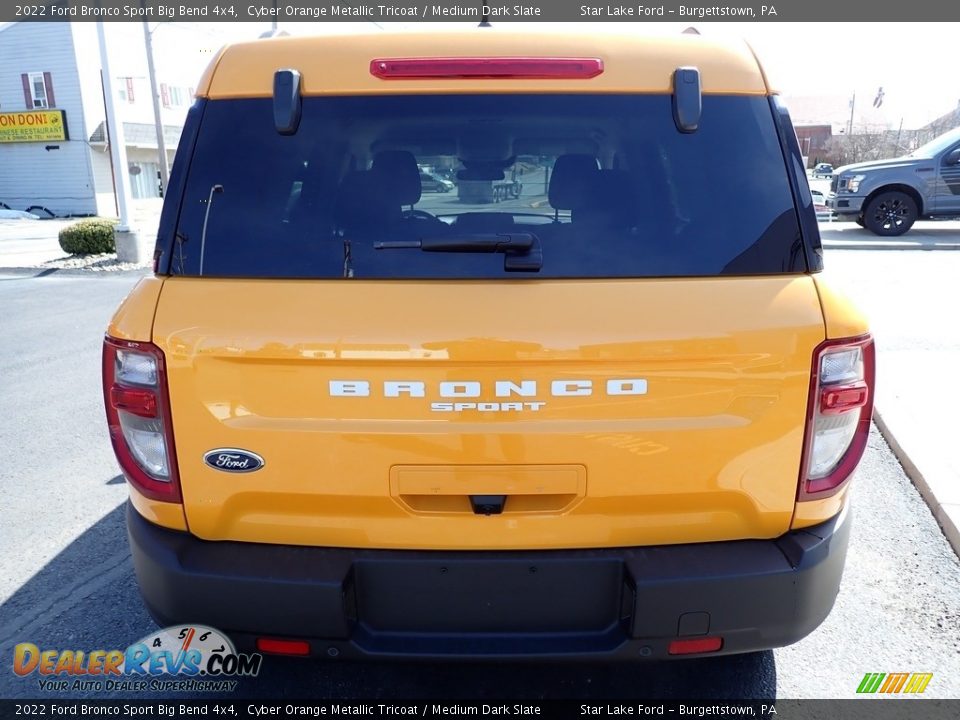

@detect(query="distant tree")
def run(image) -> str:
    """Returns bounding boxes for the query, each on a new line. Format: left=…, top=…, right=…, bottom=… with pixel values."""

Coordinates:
left=824, top=125, right=889, bottom=166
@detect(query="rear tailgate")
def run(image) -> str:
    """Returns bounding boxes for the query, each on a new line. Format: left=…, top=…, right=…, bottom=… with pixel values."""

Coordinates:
left=154, top=276, right=824, bottom=550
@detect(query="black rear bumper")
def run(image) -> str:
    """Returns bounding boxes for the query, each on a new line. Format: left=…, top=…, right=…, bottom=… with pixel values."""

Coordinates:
left=127, top=503, right=850, bottom=660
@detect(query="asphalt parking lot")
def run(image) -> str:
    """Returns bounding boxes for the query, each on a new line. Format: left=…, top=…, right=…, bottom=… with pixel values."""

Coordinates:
left=1, top=262, right=958, bottom=701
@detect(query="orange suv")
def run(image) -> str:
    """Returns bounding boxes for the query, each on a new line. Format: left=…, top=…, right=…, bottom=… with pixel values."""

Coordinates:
left=103, top=30, right=873, bottom=660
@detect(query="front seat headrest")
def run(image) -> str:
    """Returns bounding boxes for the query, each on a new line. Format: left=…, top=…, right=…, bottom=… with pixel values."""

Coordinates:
left=548, top=154, right=600, bottom=211
left=372, top=150, right=422, bottom=206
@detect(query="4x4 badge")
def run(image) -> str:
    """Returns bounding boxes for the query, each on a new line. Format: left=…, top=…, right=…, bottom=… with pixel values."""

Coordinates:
left=203, top=449, right=265, bottom=473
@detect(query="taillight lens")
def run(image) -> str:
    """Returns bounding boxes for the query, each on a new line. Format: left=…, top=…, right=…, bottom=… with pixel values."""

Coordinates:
left=799, top=335, right=875, bottom=500
left=102, top=337, right=181, bottom=502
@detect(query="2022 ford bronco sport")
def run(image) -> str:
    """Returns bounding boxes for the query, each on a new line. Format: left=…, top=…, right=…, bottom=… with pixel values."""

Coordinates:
left=103, top=30, right=874, bottom=660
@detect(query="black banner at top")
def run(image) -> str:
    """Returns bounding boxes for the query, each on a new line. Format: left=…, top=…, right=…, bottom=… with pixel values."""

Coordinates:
left=3, top=0, right=960, bottom=22
left=1, top=700, right=960, bottom=720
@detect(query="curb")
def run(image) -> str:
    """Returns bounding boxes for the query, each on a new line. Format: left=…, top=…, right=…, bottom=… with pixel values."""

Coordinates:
left=0, top=266, right=150, bottom=278
left=822, top=241, right=960, bottom=251
left=873, top=407, right=960, bottom=559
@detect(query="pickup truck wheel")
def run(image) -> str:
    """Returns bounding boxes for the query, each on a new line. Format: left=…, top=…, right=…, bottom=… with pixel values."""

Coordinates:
left=863, top=191, right=917, bottom=236
left=855, top=216, right=865, bottom=227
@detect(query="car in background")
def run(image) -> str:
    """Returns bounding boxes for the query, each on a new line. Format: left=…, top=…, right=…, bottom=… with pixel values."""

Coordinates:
left=812, top=163, right=834, bottom=178
left=827, top=125, right=960, bottom=235
left=420, top=171, right=454, bottom=193
left=811, top=188, right=831, bottom=220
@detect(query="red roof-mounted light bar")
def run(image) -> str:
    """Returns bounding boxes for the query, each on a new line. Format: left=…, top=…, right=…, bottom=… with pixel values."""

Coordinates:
left=370, top=57, right=604, bottom=80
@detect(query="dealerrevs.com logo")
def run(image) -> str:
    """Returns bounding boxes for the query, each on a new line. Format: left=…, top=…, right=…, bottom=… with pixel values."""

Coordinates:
left=13, top=625, right=261, bottom=692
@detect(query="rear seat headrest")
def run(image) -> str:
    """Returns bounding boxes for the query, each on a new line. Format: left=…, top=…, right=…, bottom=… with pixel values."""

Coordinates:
left=548, top=154, right=600, bottom=211
left=335, top=170, right=399, bottom=230
left=372, top=150, right=422, bottom=206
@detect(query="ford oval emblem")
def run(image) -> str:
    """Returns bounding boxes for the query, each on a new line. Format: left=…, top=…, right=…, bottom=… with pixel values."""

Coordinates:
left=203, top=448, right=265, bottom=473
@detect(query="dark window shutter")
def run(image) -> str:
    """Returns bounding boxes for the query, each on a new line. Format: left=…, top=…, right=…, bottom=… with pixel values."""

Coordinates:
left=43, top=72, right=55, bottom=108
left=21, top=73, right=31, bottom=108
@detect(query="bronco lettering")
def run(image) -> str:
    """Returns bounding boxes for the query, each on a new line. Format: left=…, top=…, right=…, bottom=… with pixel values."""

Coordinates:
left=328, top=379, right=648, bottom=398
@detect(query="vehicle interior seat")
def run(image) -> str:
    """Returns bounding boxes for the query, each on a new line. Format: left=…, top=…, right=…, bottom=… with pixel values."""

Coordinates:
left=371, top=150, right=423, bottom=210
left=547, top=153, right=601, bottom=223
left=371, top=150, right=447, bottom=237
left=578, top=170, right=641, bottom=230
left=334, top=169, right=400, bottom=238
left=540, top=163, right=643, bottom=276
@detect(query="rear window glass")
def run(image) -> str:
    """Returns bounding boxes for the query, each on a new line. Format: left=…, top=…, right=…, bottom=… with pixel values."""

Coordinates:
left=169, top=94, right=803, bottom=279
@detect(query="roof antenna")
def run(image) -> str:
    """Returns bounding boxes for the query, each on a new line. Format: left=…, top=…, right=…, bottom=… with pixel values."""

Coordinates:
left=479, top=0, right=491, bottom=27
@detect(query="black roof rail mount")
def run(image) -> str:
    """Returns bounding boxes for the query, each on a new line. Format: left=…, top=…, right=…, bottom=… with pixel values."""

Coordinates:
left=673, top=66, right=702, bottom=134
left=273, top=69, right=302, bottom=136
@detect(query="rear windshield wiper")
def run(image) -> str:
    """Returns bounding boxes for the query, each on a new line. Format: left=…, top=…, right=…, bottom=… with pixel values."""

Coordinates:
left=375, top=233, right=542, bottom=272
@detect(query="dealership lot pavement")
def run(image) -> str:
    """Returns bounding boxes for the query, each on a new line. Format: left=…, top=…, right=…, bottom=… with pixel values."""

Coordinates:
left=825, top=250, right=960, bottom=552
left=0, top=266, right=958, bottom=700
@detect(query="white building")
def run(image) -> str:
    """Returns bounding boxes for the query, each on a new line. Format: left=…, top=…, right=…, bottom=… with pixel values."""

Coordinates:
left=0, top=21, right=226, bottom=217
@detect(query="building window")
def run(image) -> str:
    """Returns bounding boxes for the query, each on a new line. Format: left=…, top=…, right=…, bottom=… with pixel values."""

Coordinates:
left=160, top=84, right=191, bottom=109
left=118, top=77, right=135, bottom=104
left=28, top=72, right=48, bottom=108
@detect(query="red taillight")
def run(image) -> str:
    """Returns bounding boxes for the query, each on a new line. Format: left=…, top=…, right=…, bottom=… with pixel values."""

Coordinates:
left=102, top=336, right=181, bottom=503
left=798, top=334, right=875, bottom=500
left=668, top=637, right=723, bottom=655
left=256, top=638, right=311, bottom=656
left=820, top=384, right=869, bottom=415
left=370, top=57, right=604, bottom=80
left=110, top=385, right=157, bottom=418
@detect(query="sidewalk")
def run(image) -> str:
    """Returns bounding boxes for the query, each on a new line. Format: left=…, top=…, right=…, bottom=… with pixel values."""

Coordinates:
left=873, top=354, right=960, bottom=554
left=0, top=199, right=162, bottom=269
left=823, top=247, right=960, bottom=557
left=820, top=219, right=960, bottom=250
left=0, top=218, right=74, bottom=267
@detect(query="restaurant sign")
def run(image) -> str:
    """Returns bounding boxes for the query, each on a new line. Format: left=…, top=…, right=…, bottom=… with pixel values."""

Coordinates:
left=0, top=110, right=69, bottom=143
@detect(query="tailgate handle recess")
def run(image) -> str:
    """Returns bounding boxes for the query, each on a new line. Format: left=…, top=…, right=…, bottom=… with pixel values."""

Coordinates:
left=469, top=495, right=507, bottom=515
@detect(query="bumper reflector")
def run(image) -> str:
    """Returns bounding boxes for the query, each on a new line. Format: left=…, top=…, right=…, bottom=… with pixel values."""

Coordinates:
left=668, top=636, right=723, bottom=655
left=256, top=637, right=310, bottom=656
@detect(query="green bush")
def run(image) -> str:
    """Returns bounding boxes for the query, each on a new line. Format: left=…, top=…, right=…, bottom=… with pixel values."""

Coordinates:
left=58, top=219, right=117, bottom=255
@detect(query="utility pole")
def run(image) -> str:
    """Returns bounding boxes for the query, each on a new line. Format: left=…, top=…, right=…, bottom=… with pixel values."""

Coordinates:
left=96, top=22, right=132, bottom=233
left=142, top=18, right=169, bottom=195
left=847, top=91, right=856, bottom=136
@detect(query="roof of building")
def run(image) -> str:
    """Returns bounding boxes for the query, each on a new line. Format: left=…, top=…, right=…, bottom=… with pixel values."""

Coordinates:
left=920, top=105, right=960, bottom=134
left=89, top=121, right=182, bottom=148
left=196, top=30, right=773, bottom=99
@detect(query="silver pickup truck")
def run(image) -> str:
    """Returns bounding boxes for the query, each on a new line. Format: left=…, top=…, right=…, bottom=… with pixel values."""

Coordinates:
left=827, top=125, right=960, bottom=236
